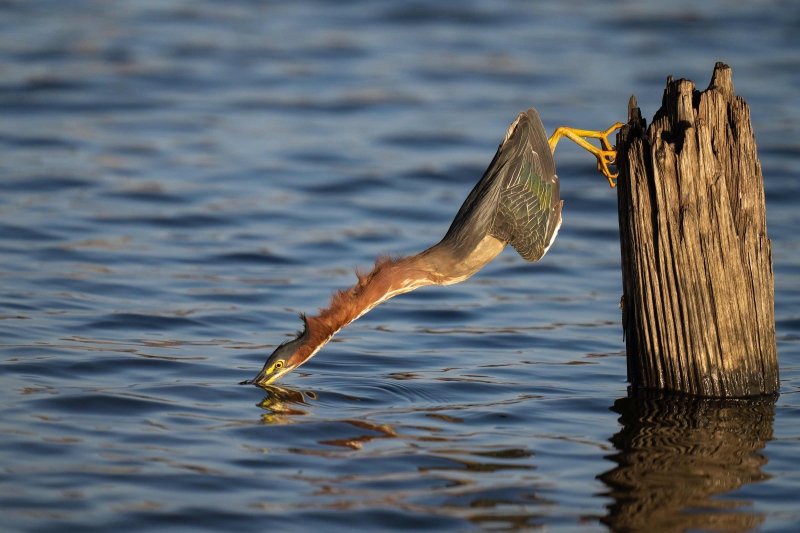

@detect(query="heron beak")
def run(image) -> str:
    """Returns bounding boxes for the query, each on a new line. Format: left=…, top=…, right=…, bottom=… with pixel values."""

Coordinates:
left=239, top=365, right=293, bottom=388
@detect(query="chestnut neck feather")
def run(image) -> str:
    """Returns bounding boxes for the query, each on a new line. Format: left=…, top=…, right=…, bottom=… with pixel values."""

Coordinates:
left=289, top=234, right=506, bottom=368
left=292, top=254, right=442, bottom=365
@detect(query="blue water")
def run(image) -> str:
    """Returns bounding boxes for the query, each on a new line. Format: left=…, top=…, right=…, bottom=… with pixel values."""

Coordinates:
left=2, top=1, right=799, bottom=531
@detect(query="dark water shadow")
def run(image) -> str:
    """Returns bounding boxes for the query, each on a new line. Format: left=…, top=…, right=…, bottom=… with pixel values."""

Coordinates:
left=599, top=392, right=776, bottom=533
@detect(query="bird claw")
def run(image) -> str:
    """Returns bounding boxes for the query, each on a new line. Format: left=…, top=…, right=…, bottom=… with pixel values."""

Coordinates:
left=548, top=122, right=624, bottom=188
left=595, top=123, right=624, bottom=188
left=596, top=149, right=619, bottom=188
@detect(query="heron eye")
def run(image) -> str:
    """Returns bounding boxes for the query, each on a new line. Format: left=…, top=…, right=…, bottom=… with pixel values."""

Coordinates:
left=274, top=360, right=284, bottom=370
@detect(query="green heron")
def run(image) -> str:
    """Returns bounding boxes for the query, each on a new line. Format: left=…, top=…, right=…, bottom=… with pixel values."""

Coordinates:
left=241, top=109, right=622, bottom=387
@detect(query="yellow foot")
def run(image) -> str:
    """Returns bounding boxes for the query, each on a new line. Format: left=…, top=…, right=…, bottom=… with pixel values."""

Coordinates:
left=548, top=122, right=625, bottom=187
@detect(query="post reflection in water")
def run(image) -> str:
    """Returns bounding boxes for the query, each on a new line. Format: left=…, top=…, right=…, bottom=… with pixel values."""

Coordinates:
left=599, top=393, right=776, bottom=533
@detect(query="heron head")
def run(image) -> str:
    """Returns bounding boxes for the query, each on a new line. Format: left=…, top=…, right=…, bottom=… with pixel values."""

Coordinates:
left=240, top=316, right=311, bottom=387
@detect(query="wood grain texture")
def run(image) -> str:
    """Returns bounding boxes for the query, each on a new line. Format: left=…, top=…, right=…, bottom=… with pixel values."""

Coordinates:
left=616, top=62, right=778, bottom=397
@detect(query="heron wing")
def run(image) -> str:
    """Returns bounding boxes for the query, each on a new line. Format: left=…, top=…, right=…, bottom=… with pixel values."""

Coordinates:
left=490, top=108, right=563, bottom=262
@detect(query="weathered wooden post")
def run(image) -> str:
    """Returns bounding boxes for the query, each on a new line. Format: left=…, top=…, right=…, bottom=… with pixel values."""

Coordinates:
left=615, top=62, right=778, bottom=397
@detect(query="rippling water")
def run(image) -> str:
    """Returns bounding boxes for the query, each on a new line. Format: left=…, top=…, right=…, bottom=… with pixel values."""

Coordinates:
left=2, top=1, right=799, bottom=531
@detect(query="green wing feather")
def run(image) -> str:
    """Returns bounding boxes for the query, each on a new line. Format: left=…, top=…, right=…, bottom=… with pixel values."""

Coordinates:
left=490, top=108, right=563, bottom=262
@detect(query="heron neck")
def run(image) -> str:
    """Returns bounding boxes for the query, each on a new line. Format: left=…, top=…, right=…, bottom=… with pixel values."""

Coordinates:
left=294, top=255, right=440, bottom=364
left=417, top=234, right=506, bottom=285
left=293, top=235, right=506, bottom=365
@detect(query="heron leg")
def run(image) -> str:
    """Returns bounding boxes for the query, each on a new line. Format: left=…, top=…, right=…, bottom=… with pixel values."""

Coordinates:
left=548, top=123, right=624, bottom=187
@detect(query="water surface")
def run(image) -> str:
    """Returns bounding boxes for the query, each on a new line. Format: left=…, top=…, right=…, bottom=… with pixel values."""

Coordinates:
left=2, top=1, right=799, bottom=531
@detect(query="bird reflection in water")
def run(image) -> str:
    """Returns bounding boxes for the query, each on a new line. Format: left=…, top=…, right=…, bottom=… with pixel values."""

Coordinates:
left=599, top=392, right=775, bottom=533
left=253, top=384, right=317, bottom=423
